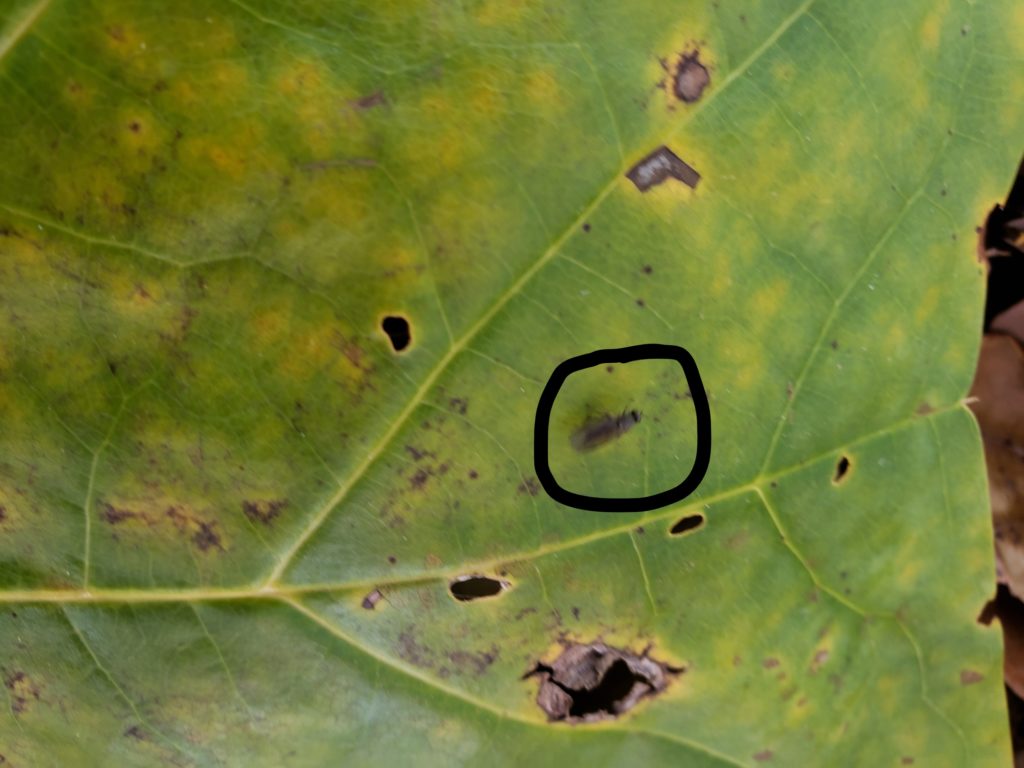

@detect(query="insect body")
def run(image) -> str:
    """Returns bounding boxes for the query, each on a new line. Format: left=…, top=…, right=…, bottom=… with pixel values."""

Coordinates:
left=570, top=409, right=642, bottom=453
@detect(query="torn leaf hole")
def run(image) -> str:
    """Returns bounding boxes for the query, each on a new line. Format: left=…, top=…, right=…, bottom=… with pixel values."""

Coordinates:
left=381, top=314, right=411, bottom=352
left=670, top=513, right=705, bottom=535
left=449, top=575, right=509, bottom=602
left=833, top=455, right=850, bottom=484
left=527, top=642, right=683, bottom=723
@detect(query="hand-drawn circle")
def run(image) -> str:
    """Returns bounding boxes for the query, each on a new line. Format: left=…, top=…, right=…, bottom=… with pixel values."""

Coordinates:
left=534, top=344, right=711, bottom=512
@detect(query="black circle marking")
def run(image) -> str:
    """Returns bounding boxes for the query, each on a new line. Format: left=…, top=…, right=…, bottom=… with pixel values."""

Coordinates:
left=533, top=344, right=711, bottom=512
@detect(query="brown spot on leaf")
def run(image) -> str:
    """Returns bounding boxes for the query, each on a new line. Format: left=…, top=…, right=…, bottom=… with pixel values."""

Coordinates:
left=242, top=499, right=287, bottom=526
left=468, top=469, right=479, bottom=480
left=960, top=669, right=984, bottom=685
left=192, top=521, right=222, bottom=552
left=753, top=750, right=773, bottom=762
left=397, top=628, right=433, bottom=668
left=673, top=51, right=710, bottom=103
left=641, top=264, right=653, bottom=274
left=100, top=503, right=142, bottom=525
left=352, top=90, right=386, bottom=109
left=516, top=607, right=538, bottom=620
left=528, top=642, right=683, bottom=723
left=361, top=589, right=383, bottom=610
left=901, top=758, right=915, bottom=766
left=165, top=506, right=223, bottom=552
left=124, top=725, right=147, bottom=740
left=404, top=445, right=432, bottom=461
left=410, top=468, right=430, bottom=490
left=449, top=397, right=468, bottom=415
left=916, top=402, right=935, bottom=415
left=762, top=658, right=780, bottom=669
left=626, top=146, right=700, bottom=191
left=3, top=669, right=40, bottom=715
left=449, top=646, right=499, bottom=675
left=518, top=477, right=540, bottom=496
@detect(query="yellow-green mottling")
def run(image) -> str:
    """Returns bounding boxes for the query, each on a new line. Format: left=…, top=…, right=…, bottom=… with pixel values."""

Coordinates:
left=0, top=0, right=1020, bottom=765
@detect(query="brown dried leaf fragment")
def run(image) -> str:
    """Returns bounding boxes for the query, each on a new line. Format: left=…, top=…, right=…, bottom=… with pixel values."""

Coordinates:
left=361, top=589, right=383, bottom=610
left=969, top=334, right=1024, bottom=598
left=626, top=146, right=700, bottom=192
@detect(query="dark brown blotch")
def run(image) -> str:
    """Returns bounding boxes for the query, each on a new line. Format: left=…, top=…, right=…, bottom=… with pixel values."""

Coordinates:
left=673, top=51, right=710, bottom=103
left=242, top=499, right=288, bottom=526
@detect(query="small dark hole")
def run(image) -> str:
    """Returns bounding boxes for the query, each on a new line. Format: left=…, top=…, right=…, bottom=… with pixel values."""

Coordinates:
left=670, top=513, right=705, bottom=535
left=381, top=315, right=411, bottom=352
left=568, top=659, right=638, bottom=718
left=833, top=456, right=850, bottom=483
left=450, top=575, right=506, bottom=602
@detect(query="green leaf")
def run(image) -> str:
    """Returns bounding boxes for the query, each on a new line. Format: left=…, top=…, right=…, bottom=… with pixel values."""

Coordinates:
left=0, top=0, right=1020, bottom=764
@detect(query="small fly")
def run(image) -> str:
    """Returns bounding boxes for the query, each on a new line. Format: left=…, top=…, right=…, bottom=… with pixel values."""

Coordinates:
left=570, top=409, right=642, bottom=453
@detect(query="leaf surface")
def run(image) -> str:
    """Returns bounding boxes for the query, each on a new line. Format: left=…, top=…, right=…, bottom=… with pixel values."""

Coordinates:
left=0, top=0, right=1021, bottom=764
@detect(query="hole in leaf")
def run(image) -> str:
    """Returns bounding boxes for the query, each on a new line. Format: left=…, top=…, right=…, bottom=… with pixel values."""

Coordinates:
left=833, top=455, right=851, bottom=484
left=670, top=513, right=705, bottom=535
left=528, top=642, right=683, bottom=723
left=381, top=315, right=411, bottom=352
left=449, top=575, right=508, bottom=602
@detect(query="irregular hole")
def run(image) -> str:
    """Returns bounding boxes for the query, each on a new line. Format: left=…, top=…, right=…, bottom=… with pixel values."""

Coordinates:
left=670, top=513, right=705, bottom=535
left=381, top=314, right=411, bottom=352
left=833, top=456, right=851, bottom=484
left=449, top=575, right=508, bottom=602
left=527, top=642, right=683, bottom=723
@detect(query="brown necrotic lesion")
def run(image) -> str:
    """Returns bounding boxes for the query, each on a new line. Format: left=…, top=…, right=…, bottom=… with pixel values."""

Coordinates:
left=570, top=409, right=642, bottom=453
